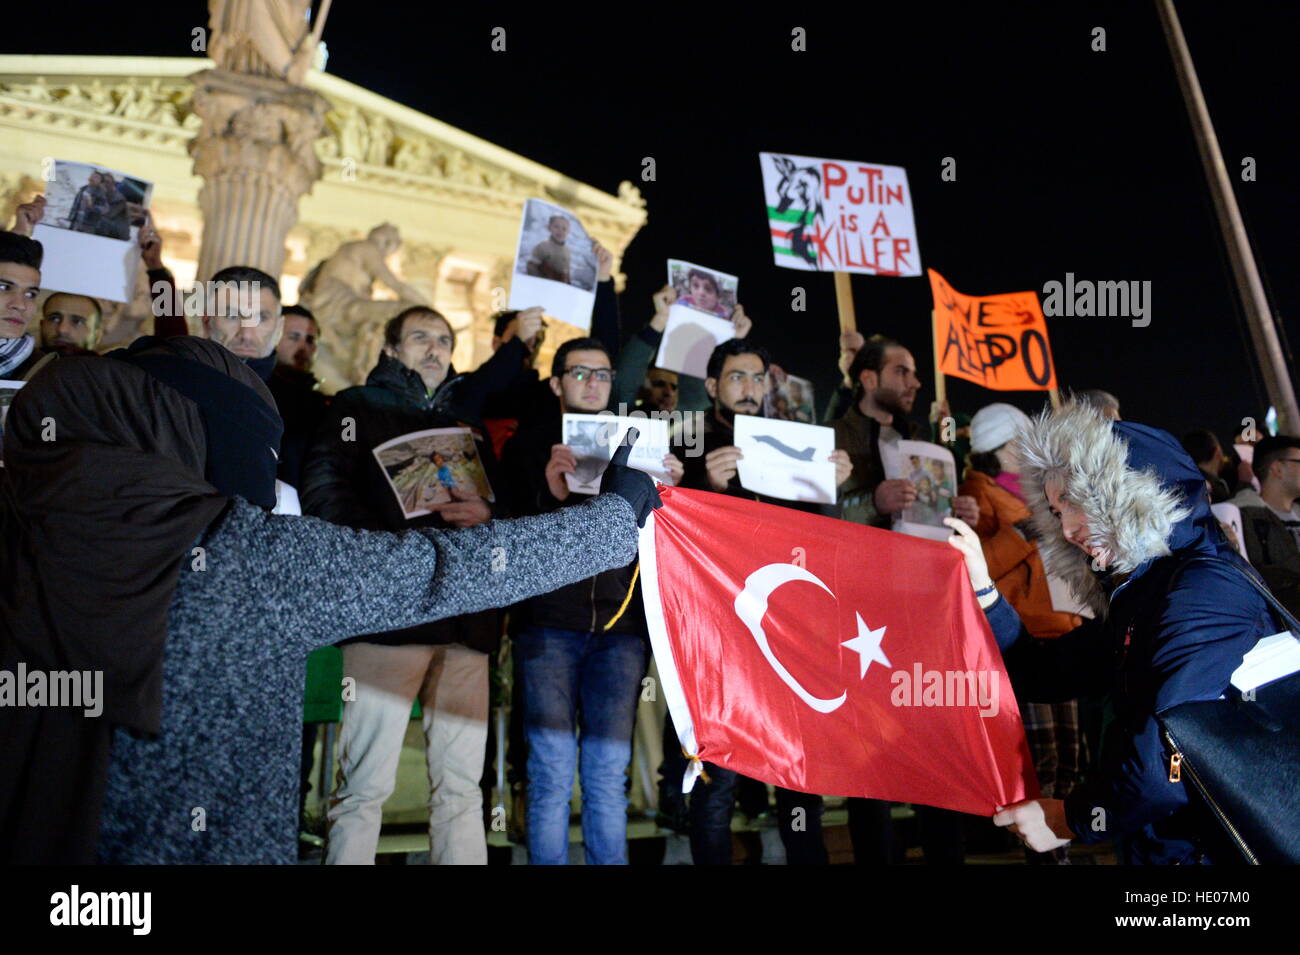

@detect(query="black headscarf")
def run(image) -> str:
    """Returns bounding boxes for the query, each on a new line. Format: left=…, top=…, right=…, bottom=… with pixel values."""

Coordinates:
left=0, top=337, right=281, bottom=863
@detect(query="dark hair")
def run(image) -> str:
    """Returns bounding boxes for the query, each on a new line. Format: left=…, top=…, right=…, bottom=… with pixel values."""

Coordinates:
left=1251, top=435, right=1300, bottom=482
left=42, top=291, right=102, bottom=328
left=847, top=334, right=902, bottom=392
left=281, top=304, right=318, bottom=331
left=1180, top=429, right=1222, bottom=467
left=1076, top=388, right=1120, bottom=414
left=492, top=310, right=519, bottom=339
left=0, top=231, right=43, bottom=270
left=686, top=268, right=720, bottom=296
left=384, top=306, right=452, bottom=351
left=210, top=265, right=281, bottom=302
left=550, top=337, right=610, bottom=379
left=706, top=338, right=771, bottom=381
left=967, top=450, right=1002, bottom=478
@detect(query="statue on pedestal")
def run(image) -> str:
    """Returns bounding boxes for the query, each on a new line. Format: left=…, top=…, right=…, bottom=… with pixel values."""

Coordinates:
left=208, top=0, right=322, bottom=87
left=299, top=223, right=432, bottom=388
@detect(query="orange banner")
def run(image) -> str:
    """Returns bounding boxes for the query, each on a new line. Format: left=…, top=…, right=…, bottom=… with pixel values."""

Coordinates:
left=928, top=269, right=1056, bottom=392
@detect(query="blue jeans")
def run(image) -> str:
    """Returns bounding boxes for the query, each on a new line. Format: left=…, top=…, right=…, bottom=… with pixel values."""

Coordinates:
left=517, top=626, right=648, bottom=865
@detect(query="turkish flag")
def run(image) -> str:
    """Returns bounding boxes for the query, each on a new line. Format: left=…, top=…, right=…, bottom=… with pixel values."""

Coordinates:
left=640, top=486, right=1037, bottom=815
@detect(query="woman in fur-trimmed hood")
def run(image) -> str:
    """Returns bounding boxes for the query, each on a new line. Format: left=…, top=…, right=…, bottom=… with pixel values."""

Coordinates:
left=946, top=400, right=1275, bottom=864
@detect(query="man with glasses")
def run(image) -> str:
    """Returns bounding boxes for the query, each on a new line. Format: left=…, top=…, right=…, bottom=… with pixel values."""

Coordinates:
left=1238, top=435, right=1300, bottom=617
left=500, top=337, right=683, bottom=864
left=302, top=305, right=525, bottom=865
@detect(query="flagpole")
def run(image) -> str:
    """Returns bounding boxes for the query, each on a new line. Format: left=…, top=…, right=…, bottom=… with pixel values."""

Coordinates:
left=833, top=272, right=856, bottom=333
left=1156, top=0, right=1298, bottom=434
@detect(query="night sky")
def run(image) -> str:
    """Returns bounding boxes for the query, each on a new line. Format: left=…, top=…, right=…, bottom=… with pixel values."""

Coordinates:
left=13, top=2, right=1298, bottom=444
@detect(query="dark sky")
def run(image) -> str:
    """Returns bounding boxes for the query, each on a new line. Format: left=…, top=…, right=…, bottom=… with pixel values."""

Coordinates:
left=13, top=2, right=1298, bottom=442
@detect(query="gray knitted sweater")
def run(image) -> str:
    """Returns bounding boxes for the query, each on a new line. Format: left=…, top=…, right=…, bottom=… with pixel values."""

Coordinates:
left=95, top=493, right=638, bottom=864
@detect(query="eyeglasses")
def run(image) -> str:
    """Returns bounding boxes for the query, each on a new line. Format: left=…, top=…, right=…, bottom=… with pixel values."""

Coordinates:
left=563, top=365, right=614, bottom=383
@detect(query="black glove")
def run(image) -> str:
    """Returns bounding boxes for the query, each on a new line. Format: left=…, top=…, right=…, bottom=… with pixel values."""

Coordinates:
left=600, top=427, right=663, bottom=527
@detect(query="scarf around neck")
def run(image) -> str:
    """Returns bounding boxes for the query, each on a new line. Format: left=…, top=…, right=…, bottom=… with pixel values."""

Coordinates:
left=0, top=334, right=34, bottom=377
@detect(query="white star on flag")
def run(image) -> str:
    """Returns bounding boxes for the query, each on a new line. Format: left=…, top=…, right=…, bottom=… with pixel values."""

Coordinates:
left=841, top=612, right=890, bottom=678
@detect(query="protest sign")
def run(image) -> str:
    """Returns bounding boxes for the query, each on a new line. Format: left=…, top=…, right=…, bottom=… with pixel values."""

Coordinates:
left=733, top=413, right=836, bottom=504
left=657, top=259, right=738, bottom=378
left=508, top=197, right=598, bottom=331
left=928, top=269, right=1057, bottom=392
left=372, top=427, right=494, bottom=519
left=765, top=364, right=815, bottom=422
left=32, top=159, right=153, bottom=304
left=882, top=439, right=958, bottom=541
left=0, top=379, right=24, bottom=467
left=759, top=152, right=919, bottom=276
left=562, top=413, right=671, bottom=494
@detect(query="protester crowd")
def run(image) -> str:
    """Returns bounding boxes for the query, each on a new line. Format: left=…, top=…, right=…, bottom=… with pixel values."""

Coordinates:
left=1, top=185, right=1294, bottom=866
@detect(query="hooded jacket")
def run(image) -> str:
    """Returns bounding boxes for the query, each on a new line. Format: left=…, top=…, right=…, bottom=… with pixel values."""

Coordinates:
left=983, top=401, right=1274, bottom=864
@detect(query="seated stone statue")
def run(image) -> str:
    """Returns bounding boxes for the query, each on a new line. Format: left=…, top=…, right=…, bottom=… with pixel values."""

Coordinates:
left=298, top=223, right=429, bottom=388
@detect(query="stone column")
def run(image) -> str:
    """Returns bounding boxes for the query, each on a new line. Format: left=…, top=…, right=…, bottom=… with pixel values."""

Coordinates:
left=188, top=68, right=328, bottom=281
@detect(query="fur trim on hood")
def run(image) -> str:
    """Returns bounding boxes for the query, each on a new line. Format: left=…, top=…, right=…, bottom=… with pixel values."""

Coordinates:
left=1015, top=401, right=1195, bottom=619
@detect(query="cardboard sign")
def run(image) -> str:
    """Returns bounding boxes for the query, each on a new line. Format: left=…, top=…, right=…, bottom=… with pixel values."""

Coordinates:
left=759, top=152, right=919, bottom=276
left=929, top=269, right=1057, bottom=392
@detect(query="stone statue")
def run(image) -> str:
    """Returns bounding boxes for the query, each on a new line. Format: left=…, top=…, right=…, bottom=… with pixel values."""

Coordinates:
left=299, top=223, right=431, bottom=387
left=207, top=0, right=325, bottom=87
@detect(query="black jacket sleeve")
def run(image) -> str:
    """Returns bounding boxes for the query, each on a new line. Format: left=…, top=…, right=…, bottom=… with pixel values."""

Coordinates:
left=299, top=395, right=387, bottom=530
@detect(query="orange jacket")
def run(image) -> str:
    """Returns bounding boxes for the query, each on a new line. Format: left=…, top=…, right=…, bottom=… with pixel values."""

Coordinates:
left=959, top=470, right=1080, bottom=639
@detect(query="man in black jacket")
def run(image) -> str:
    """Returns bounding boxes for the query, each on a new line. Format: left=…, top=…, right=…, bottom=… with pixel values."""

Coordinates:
left=501, top=336, right=682, bottom=864
left=301, top=305, right=523, bottom=865
left=675, top=337, right=851, bottom=865
left=267, top=304, right=328, bottom=492
left=832, top=335, right=980, bottom=864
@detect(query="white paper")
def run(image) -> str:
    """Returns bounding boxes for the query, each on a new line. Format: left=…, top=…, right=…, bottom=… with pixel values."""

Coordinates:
left=759, top=152, right=920, bottom=276
left=765, top=364, right=816, bottom=422
left=1210, top=502, right=1250, bottom=562
left=273, top=480, right=302, bottom=516
left=732, top=413, right=835, bottom=504
left=371, top=427, right=494, bottom=518
left=0, top=378, right=25, bottom=467
left=1047, top=574, right=1095, bottom=620
left=508, top=197, right=597, bottom=331
left=884, top=439, right=957, bottom=541
left=666, top=259, right=738, bottom=320
left=656, top=306, right=733, bottom=379
left=33, top=159, right=153, bottom=303
left=1230, top=630, right=1300, bottom=693
left=562, top=413, right=671, bottom=495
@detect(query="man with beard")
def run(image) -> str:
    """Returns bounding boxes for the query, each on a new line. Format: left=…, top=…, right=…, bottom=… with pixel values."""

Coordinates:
left=833, top=334, right=981, bottom=865
left=39, top=293, right=103, bottom=356
left=268, top=304, right=327, bottom=490
left=674, top=337, right=851, bottom=865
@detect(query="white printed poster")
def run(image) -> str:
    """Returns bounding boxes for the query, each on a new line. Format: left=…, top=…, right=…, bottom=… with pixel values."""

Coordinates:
left=31, top=159, right=154, bottom=303
left=508, top=197, right=598, bottom=331
left=765, top=364, right=815, bottom=422
left=372, top=427, right=494, bottom=519
left=759, top=151, right=919, bottom=276
left=883, top=439, right=957, bottom=540
left=562, top=413, right=671, bottom=495
left=656, top=259, right=738, bottom=380
left=0, top=378, right=24, bottom=467
left=732, top=413, right=836, bottom=504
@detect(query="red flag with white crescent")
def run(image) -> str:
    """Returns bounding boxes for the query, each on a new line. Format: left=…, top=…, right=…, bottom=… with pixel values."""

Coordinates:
left=640, top=486, right=1037, bottom=815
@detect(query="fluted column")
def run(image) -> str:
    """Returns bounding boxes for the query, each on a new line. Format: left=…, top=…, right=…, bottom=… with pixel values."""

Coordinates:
left=188, top=68, right=328, bottom=281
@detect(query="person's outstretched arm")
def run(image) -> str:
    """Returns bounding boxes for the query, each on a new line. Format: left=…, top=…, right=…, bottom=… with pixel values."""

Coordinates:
left=204, top=493, right=640, bottom=652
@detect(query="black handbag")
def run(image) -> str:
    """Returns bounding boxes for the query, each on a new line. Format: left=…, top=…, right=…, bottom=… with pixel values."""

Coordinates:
left=1158, top=555, right=1300, bottom=864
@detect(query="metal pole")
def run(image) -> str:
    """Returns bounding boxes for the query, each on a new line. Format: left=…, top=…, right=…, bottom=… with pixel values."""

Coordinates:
left=1155, top=0, right=1299, bottom=433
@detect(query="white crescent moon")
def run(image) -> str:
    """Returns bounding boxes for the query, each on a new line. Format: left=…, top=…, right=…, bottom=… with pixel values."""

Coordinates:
left=733, top=563, right=847, bottom=713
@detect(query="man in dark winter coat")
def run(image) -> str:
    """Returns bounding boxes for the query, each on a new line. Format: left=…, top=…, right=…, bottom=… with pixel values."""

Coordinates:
left=301, top=304, right=524, bottom=865
left=501, top=335, right=682, bottom=864
left=947, top=401, right=1275, bottom=864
